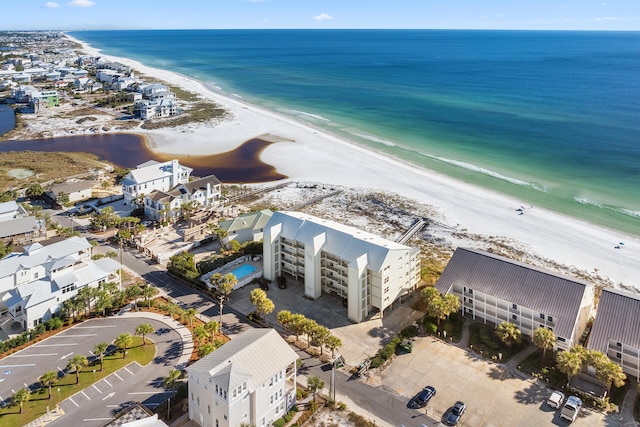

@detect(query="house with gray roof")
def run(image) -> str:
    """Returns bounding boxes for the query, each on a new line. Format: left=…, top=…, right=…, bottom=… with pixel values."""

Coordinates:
left=187, top=329, right=298, bottom=427
left=0, top=236, right=120, bottom=330
left=587, top=288, right=640, bottom=381
left=121, top=160, right=192, bottom=206
left=263, top=211, right=421, bottom=323
left=218, top=209, right=273, bottom=244
left=143, top=174, right=222, bottom=221
left=435, top=248, right=594, bottom=350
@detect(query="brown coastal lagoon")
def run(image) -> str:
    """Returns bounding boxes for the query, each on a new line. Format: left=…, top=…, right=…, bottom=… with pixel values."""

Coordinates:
left=0, top=133, right=288, bottom=183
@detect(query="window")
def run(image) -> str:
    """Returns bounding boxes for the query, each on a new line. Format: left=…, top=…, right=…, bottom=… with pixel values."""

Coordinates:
left=617, top=352, right=622, bottom=358
left=616, top=342, right=622, bottom=347
left=512, top=314, right=517, bottom=320
left=547, top=315, right=553, bottom=322
left=540, top=313, right=545, bottom=320
left=243, top=413, right=248, bottom=420
left=197, top=397, right=200, bottom=406
left=191, top=392, right=194, bottom=401
left=216, top=420, right=219, bottom=427
left=468, top=299, right=473, bottom=304
left=558, top=337, right=566, bottom=342
left=468, top=288, right=473, bottom=295
left=512, top=304, right=518, bottom=310
left=208, top=405, right=211, bottom=414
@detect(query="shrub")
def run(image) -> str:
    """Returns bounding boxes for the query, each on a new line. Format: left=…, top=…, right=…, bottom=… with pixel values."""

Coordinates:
left=424, top=321, right=438, bottom=334
left=272, top=419, right=286, bottom=427
left=400, top=325, right=418, bottom=338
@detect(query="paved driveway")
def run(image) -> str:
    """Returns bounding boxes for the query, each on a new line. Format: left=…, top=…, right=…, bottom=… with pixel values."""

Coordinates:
left=380, top=335, right=606, bottom=426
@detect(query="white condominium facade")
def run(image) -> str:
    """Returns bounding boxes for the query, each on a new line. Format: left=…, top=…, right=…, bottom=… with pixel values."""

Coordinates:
left=263, top=211, right=421, bottom=323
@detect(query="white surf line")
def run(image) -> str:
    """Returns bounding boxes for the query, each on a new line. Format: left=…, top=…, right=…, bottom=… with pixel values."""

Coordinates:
left=81, top=390, right=90, bottom=400
left=123, top=366, right=134, bottom=375
left=113, top=372, right=123, bottom=381
left=92, top=384, right=102, bottom=394
left=102, top=378, right=112, bottom=387
left=0, top=363, right=36, bottom=368
left=6, top=353, right=58, bottom=358
left=69, top=397, right=79, bottom=407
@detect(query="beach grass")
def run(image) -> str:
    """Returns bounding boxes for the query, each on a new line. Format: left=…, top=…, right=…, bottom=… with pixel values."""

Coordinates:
left=141, top=100, right=226, bottom=130
left=0, top=337, right=155, bottom=427
left=0, top=151, right=110, bottom=191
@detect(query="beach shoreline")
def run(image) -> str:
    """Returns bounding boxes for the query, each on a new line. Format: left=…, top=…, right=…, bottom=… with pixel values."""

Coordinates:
left=64, top=33, right=639, bottom=289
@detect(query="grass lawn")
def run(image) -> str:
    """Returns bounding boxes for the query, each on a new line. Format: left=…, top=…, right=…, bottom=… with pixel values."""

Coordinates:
left=0, top=337, right=155, bottom=427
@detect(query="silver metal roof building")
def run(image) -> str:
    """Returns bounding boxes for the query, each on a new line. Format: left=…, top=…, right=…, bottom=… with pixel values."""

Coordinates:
left=436, top=247, right=594, bottom=347
left=587, top=288, right=640, bottom=381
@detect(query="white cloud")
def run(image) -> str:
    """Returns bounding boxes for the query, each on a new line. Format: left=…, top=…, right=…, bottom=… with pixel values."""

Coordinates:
left=45, top=2, right=60, bottom=8
left=67, top=0, right=96, bottom=7
left=594, top=16, right=621, bottom=21
left=312, top=13, right=333, bottom=22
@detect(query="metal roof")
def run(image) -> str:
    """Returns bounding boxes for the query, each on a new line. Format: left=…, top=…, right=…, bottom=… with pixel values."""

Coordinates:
left=0, top=216, right=38, bottom=239
left=178, top=174, right=221, bottom=195
left=587, top=288, right=640, bottom=353
left=435, top=247, right=592, bottom=340
left=219, top=209, right=273, bottom=233
left=269, top=211, right=410, bottom=272
left=187, top=329, right=297, bottom=393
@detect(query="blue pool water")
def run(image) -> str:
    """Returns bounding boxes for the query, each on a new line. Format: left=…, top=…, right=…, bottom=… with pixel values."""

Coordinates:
left=231, top=264, right=257, bottom=280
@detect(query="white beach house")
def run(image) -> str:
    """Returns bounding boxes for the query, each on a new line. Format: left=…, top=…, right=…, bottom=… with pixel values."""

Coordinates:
left=263, top=211, right=421, bottom=323
left=143, top=174, right=222, bottom=221
left=0, top=236, right=121, bottom=330
left=121, top=159, right=192, bottom=206
left=187, top=329, right=298, bottom=427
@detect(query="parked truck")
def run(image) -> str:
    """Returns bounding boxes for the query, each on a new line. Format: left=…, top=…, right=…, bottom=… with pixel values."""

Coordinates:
left=560, top=395, right=583, bottom=422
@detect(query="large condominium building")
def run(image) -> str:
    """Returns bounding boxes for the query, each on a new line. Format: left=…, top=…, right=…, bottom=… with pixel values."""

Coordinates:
left=0, top=236, right=121, bottom=330
left=187, top=329, right=298, bottom=427
left=263, top=211, right=421, bottom=323
left=587, top=288, right=640, bottom=382
left=121, top=159, right=192, bottom=206
left=435, top=248, right=594, bottom=351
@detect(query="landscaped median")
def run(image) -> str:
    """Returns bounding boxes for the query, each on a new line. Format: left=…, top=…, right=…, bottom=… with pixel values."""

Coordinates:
left=0, top=336, right=155, bottom=427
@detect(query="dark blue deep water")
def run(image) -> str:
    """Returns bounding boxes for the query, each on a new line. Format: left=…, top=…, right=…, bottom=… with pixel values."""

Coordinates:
left=71, top=30, right=640, bottom=235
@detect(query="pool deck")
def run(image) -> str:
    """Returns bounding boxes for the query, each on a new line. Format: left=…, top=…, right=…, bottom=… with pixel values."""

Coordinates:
left=201, top=255, right=264, bottom=290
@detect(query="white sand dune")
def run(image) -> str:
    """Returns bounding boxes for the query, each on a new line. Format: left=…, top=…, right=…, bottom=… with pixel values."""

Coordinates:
left=67, top=34, right=639, bottom=289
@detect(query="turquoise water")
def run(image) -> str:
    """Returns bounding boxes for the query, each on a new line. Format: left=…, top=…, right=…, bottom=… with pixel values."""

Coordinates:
left=231, top=264, right=257, bottom=280
left=70, top=30, right=640, bottom=236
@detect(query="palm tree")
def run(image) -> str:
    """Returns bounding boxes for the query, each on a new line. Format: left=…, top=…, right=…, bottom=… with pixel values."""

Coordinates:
left=67, top=355, right=88, bottom=384
left=495, top=322, right=522, bottom=347
left=249, top=288, right=274, bottom=320
left=289, top=313, right=307, bottom=341
left=556, top=350, right=582, bottom=384
left=12, top=387, right=31, bottom=414
left=596, top=358, right=626, bottom=393
left=163, top=368, right=182, bottom=420
left=198, top=342, right=216, bottom=358
left=135, top=323, right=155, bottom=346
left=115, top=333, right=133, bottom=359
left=311, top=325, right=331, bottom=355
left=204, top=320, right=219, bottom=342
left=276, top=310, right=293, bottom=334
left=325, top=335, right=343, bottom=358
left=94, top=342, right=109, bottom=372
left=532, top=328, right=556, bottom=361
left=193, top=325, right=207, bottom=347
left=141, top=285, right=158, bottom=309
left=421, top=286, right=440, bottom=306
left=183, top=308, right=198, bottom=329
left=39, top=371, right=58, bottom=399
left=209, top=273, right=236, bottom=325
left=95, top=289, right=113, bottom=317
left=307, top=376, right=325, bottom=403
left=301, top=318, right=318, bottom=348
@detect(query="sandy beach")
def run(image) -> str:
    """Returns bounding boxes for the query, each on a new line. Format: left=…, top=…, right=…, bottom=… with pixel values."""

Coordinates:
left=66, top=34, right=639, bottom=290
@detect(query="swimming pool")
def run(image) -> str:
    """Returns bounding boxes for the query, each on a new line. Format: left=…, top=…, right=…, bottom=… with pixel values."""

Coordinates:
left=231, top=264, right=257, bottom=280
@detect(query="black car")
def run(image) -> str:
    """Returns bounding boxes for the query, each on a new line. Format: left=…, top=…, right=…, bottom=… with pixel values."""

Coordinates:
left=408, top=385, right=436, bottom=409
left=446, top=401, right=466, bottom=426
left=156, top=328, right=171, bottom=335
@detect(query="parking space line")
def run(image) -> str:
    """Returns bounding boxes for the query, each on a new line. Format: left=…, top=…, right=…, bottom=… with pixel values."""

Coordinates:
left=37, top=343, right=79, bottom=347
left=81, top=390, right=90, bottom=400
left=6, top=353, right=57, bottom=358
left=113, top=372, right=123, bottom=381
left=57, top=366, right=65, bottom=374
left=92, top=384, right=102, bottom=394
left=124, top=366, right=134, bottom=375
left=69, top=397, right=79, bottom=407
left=106, top=404, right=120, bottom=408
left=0, top=364, right=36, bottom=368
left=102, top=378, right=112, bottom=387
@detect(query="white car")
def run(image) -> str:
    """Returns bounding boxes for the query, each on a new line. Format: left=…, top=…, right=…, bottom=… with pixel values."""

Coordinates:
left=547, top=390, right=565, bottom=409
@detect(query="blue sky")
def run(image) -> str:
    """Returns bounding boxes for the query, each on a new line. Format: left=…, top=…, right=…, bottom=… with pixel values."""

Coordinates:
left=4, top=0, right=640, bottom=31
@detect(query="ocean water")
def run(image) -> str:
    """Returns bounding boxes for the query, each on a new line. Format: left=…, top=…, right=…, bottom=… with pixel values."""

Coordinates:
left=71, top=30, right=640, bottom=236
